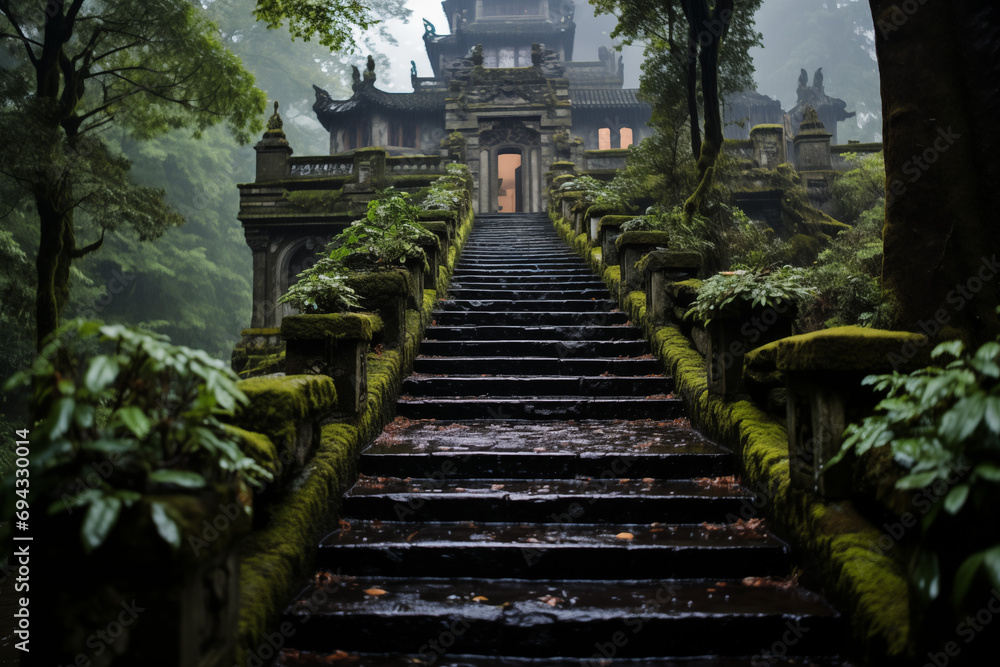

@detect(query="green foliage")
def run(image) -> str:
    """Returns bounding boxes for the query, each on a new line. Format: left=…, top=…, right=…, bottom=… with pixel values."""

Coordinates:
left=558, top=175, right=630, bottom=211
left=423, top=164, right=472, bottom=211
left=3, top=320, right=270, bottom=553
left=688, top=266, right=815, bottom=324
left=802, top=204, right=890, bottom=330
left=252, top=0, right=409, bottom=53
left=283, top=188, right=344, bottom=212
left=831, top=335, right=1000, bottom=608
left=832, top=152, right=886, bottom=224
left=279, top=260, right=360, bottom=314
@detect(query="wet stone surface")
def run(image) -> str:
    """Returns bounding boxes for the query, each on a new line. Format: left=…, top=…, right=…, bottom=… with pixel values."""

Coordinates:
left=278, top=214, right=850, bottom=665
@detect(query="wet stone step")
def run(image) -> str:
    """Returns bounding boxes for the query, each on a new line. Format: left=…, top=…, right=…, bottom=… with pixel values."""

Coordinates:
left=436, top=299, right=618, bottom=313
left=430, top=311, right=630, bottom=326
left=417, top=340, right=651, bottom=357
left=423, top=326, right=642, bottom=341
left=394, top=397, right=684, bottom=421
left=411, top=357, right=663, bottom=376
left=341, top=476, right=749, bottom=523
left=283, top=576, right=843, bottom=658
left=401, top=374, right=668, bottom=396
left=278, top=653, right=854, bottom=667
left=450, top=279, right=608, bottom=289
left=454, top=269, right=595, bottom=277
left=319, top=520, right=789, bottom=579
left=447, top=289, right=611, bottom=301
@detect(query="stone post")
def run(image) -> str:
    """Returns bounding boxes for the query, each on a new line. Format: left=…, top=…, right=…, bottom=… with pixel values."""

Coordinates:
left=615, top=231, right=672, bottom=295
left=773, top=326, right=929, bottom=498
left=345, top=271, right=409, bottom=348
left=254, top=101, right=293, bottom=181
left=749, top=124, right=786, bottom=168
left=281, top=313, right=383, bottom=416
left=641, top=250, right=702, bottom=327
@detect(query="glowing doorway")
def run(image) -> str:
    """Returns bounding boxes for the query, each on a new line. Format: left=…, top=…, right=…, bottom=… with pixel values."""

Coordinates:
left=497, top=150, right=522, bottom=213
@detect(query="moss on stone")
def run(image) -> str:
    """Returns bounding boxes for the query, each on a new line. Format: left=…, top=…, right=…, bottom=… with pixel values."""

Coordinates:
left=241, top=328, right=281, bottom=337
left=774, top=326, right=930, bottom=372
left=585, top=204, right=629, bottom=220
left=235, top=375, right=336, bottom=452
left=281, top=313, right=383, bottom=342
left=549, top=160, right=576, bottom=171
left=552, top=174, right=576, bottom=189
left=597, top=215, right=635, bottom=230
left=634, top=250, right=702, bottom=275
left=616, top=230, right=672, bottom=250
left=345, top=270, right=409, bottom=298
left=223, top=425, right=280, bottom=479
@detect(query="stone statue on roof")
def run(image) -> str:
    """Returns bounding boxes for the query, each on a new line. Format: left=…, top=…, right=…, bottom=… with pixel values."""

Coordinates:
left=266, top=101, right=283, bottom=130
left=364, top=55, right=376, bottom=84
left=423, top=18, right=436, bottom=39
left=410, top=60, right=417, bottom=78
left=813, top=67, right=824, bottom=92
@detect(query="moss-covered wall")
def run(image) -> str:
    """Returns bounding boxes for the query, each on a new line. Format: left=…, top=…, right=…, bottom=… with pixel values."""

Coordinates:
left=547, top=202, right=911, bottom=664
left=231, top=198, right=475, bottom=663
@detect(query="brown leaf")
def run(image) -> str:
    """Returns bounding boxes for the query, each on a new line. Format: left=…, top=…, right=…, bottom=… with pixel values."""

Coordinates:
left=472, top=595, right=489, bottom=602
left=363, top=588, right=388, bottom=596
left=615, top=532, right=634, bottom=540
left=406, top=530, right=420, bottom=542
left=338, top=519, right=351, bottom=532
left=539, top=595, right=563, bottom=606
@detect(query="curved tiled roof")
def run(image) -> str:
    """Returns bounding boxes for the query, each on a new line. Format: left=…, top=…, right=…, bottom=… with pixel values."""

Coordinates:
left=570, top=88, right=645, bottom=109
left=314, top=83, right=448, bottom=130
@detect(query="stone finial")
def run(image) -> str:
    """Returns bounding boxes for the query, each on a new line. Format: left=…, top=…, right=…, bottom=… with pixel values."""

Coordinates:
left=472, top=44, right=484, bottom=67
left=422, top=18, right=436, bottom=39
left=803, top=105, right=820, bottom=126
left=364, top=55, right=376, bottom=84
left=266, top=101, right=283, bottom=131
left=813, top=67, right=824, bottom=92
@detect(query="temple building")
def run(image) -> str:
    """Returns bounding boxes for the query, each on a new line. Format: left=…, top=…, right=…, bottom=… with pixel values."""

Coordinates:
left=311, top=0, right=651, bottom=213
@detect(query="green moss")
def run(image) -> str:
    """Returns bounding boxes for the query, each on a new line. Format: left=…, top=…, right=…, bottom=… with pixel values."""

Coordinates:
left=280, top=313, right=383, bottom=342
left=283, top=188, right=343, bottom=212
left=786, top=233, right=822, bottom=264
left=584, top=148, right=630, bottom=158
left=616, top=231, right=672, bottom=250
left=750, top=124, right=784, bottom=132
left=634, top=250, right=702, bottom=275
left=241, top=328, right=281, bottom=337
left=774, top=325, right=930, bottom=372
left=234, top=375, right=337, bottom=462
left=549, top=160, right=576, bottom=171
left=345, top=270, right=409, bottom=298
left=585, top=204, right=629, bottom=220
left=552, top=174, right=576, bottom=189
left=597, top=215, right=635, bottom=230
left=223, top=425, right=280, bottom=478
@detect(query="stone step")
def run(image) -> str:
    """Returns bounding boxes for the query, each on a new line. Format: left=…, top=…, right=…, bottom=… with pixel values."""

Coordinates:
left=423, top=325, right=642, bottom=341
left=457, top=261, right=586, bottom=269
left=435, top=300, right=618, bottom=312
left=361, top=419, right=726, bottom=479
left=318, top=520, right=789, bottom=579
left=401, top=374, right=665, bottom=395
left=416, top=339, right=650, bottom=357
left=341, top=476, right=745, bottom=523
left=278, top=654, right=853, bottom=667
left=411, top=356, right=663, bottom=376
left=282, top=576, right=844, bottom=658
left=430, top=311, right=629, bottom=326
left=395, top=396, right=684, bottom=421
left=453, top=269, right=595, bottom=277
left=450, top=279, right=608, bottom=288
left=446, top=288, right=611, bottom=300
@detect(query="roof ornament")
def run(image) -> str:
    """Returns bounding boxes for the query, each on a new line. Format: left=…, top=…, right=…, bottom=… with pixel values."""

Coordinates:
left=351, top=65, right=362, bottom=92
left=364, top=55, right=377, bottom=84
left=410, top=60, right=418, bottom=78
left=266, top=100, right=283, bottom=131
left=472, top=44, right=484, bottom=67
left=422, top=18, right=436, bottom=39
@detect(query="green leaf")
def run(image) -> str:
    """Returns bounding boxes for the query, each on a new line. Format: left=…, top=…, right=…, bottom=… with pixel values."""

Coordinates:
left=953, top=551, right=986, bottom=607
left=81, top=495, right=122, bottom=553
left=932, top=339, right=964, bottom=359
left=943, top=484, right=969, bottom=514
left=974, top=463, right=1000, bottom=482
left=148, top=470, right=206, bottom=488
left=113, top=406, right=152, bottom=439
left=912, top=549, right=941, bottom=603
left=84, top=356, right=119, bottom=394
left=151, top=502, right=181, bottom=550
left=49, top=397, right=76, bottom=437
left=984, top=545, right=1000, bottom=590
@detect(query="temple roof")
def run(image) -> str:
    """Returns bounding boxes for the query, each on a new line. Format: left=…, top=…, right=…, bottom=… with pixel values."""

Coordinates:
left=570, top=88, right=645, bottom=110
left=313, top=83, right=447, bottom=130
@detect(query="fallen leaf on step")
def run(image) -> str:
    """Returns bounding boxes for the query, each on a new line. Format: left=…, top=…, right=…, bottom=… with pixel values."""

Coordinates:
left=338, top=519, right=351, bottom=532
left=363, top=588, right=387, bottom=596
left=539, top=595, right=563, bottom=606
left=406, top=530, right=420, bottom=542
left=491, top=483, right=505, bottom=490
left=615, top=532, right=634, bottom=540
left=472, top=595, right=489, bottom=602
left=642, top=477, right=655, bottom=484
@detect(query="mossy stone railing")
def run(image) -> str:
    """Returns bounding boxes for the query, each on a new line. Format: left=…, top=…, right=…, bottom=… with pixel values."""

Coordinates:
left=637, top=250, right=702, bottom=328
left=282, top=313, right=384, bottom=417
left=616, top=230, right=672, bottom=296
left=766, top=326, right=930, bottom=498
left=548, top=192, right=911, bottom=663
left=228, top=191, right=475, bottom=664
left=345, top=270, right=409, bottom=347
left=598, top=215, right=631, bottom=266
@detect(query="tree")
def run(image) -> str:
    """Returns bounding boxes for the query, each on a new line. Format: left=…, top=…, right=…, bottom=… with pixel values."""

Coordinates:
left=868, top=0, right=1000, bottom=347
left=0, top=0, right=266, bottom=350
left=591, top=0, right=762, bottom=214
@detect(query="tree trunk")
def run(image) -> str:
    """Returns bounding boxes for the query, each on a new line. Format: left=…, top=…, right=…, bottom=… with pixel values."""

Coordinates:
left=685, top=32, right=701, bottom=159
left=871, top=0, right=1000, bottom=346
left=33, top=182, right=74, bottom=350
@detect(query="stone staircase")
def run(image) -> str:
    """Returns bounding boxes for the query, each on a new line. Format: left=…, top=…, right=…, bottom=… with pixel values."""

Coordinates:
left=277, top=213, right=851, bottom=666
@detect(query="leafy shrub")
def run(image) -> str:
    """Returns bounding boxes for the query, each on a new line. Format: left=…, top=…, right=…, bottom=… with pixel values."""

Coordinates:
left=831, top=336, right=1000, bottom=609
left=3, top=320, right=270, bottom=552
left=832, top=151, right=885, bottom=224
left=278, top=260, right=360, bottom=314
left=423, top=163, right=471, bottom=211
left=801, top=204, right=891, bottom=330
left=687, top=266, right=815, bottom=325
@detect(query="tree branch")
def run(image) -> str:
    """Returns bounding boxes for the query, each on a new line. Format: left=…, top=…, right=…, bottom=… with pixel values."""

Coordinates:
left=71, top=229, right=105, bottom=259
left=0, top=1, right=40, bottom=65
